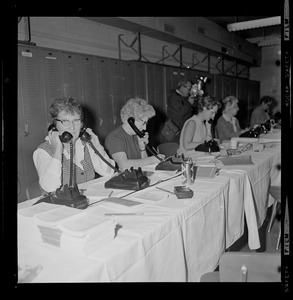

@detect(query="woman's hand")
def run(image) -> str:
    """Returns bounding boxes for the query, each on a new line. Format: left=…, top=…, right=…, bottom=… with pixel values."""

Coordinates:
left=137, top=132, right=149, bottom=149
left=48, top=130, right=63, bottom=150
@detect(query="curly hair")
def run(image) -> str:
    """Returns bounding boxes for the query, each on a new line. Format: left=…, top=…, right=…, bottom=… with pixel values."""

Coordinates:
left=221, top=95, right=238, bottom=112
left=120, top=97, right=156, bottom=123
left=197, top=95, right=221, bottom=112
left=49, top=97, right=84, bottom=120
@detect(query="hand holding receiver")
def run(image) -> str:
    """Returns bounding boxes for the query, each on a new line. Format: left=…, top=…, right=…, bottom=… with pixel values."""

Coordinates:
left=138, top=131, right=149, bottom=149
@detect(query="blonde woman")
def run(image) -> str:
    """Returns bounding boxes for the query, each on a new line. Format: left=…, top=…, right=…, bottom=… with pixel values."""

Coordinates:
left=105, top=97, right=165, bottom=170
left=215, top=96, right=248, bottom=141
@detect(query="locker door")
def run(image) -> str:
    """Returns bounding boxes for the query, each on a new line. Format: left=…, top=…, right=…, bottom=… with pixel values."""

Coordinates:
left=109, top=59, right=125, bottom=128
left=165, top=66, right=181, bottom=97
left=61, top=51, right=82, bottom=101
left=249, top=80, right=260, bottom=111
left=18, top=46, right=47, bottom=202
left=214, top=75, right=223, bottom=101
left=237, top=78, right=250, bottom=128
left=79, top=54, right=100, bottom=134
left=222, top=75, right=236, bottom=98
left=134, top=62, right=146, bottom=99
left=96, top=57, right=114, bottom=143
left=39, top=48, right=63, bottom=126
left=146, top=64, right=165, bottom=147
left=122, top=61, right=135, bottom=101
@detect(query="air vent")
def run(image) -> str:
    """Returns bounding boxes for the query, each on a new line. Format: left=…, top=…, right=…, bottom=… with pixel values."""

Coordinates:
left=198, top=26, right=206, bottom=35
left=164, top=23, right=175, bottom=34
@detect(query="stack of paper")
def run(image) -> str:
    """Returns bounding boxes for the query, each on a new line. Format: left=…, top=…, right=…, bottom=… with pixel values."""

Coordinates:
left=34, top=206, right=116, bottom=256
left=18, top=202, right=63, bottom=243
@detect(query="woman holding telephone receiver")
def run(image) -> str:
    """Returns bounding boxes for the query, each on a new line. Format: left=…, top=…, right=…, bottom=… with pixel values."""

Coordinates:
left=33, top=97, right=115, bottom=194
left=105, top=97, right=165, bottom=170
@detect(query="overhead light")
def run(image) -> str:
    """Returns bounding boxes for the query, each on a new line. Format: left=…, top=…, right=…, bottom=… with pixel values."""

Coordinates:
left=258, top=38, right=281, bottom=47
left=227, top=16, right=281, bottom=32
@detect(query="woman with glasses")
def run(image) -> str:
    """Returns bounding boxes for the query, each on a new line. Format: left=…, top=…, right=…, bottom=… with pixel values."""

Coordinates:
left=33, top=97, right=115, bottom=194
left=215, top=96, right=248, bottom=141
left=177, top=95, right=220, bottom=154
left=105, top=97, right=165, bottom=171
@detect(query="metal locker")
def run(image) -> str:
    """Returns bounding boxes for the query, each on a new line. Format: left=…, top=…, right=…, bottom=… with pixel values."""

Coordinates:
left=134, top=62, right=146, bottom=99
left=122, top=61, right=135, bottom=101
left=60, top=51, right=82, bottom=101
left=237, top=78, right=250, bottom=128
left=222, top=75, right=236, bottom=98
left=109, top=59, right=125, bottom=128
left=18, top=45, right=47, bottom=202
left=39, top=48, right=63, bottom=126
left=96, top=57, right=114, bottom=143
left=79, top=54, right=100, bottom=134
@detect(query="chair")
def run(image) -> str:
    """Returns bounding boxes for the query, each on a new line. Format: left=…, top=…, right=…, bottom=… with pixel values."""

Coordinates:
left=25, top=181, right=42, bottom=200
left=200, top=252, right=281, bottom=282
left=157, top=142, right=179, bottom=157
left=268, top=186, right=281, bottom=250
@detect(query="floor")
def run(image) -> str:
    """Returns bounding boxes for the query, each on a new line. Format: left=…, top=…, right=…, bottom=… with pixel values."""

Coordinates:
left=227, top=203, right=281, bottom=253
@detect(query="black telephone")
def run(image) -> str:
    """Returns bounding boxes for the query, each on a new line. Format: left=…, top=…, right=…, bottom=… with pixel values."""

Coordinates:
left=195, top=140, right=220, bottom=153
left=47, top=123, right=73, bottom=143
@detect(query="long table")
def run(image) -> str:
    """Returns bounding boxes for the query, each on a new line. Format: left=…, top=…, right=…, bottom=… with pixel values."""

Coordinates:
left=17, top=130, right=280, bottom=282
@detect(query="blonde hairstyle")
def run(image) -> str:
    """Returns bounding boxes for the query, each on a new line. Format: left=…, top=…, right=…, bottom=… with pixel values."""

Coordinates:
left=120, top=97, right=156, bottom=123
left=222, top=96, right=238, bottom=112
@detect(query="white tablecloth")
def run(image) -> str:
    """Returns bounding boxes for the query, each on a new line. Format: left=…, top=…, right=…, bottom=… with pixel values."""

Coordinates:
left=17, top=131, right=280, bottom=282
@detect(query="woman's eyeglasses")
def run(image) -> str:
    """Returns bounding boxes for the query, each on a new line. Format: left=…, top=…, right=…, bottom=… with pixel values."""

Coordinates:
left=55, top=119, right=82, bottom=127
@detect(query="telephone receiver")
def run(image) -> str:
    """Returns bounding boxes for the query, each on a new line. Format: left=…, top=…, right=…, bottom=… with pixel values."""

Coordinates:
left=47, top=123, right=73, bottom=143
left=127, top=117, right=163, bottom=161
left=127, top=117, right=146, bottom=138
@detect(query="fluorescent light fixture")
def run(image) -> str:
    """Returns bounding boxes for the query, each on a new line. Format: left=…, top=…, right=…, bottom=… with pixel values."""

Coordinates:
left=258, top=38, right=281, bottom=47
left=227, top=16, right=281, bottom=32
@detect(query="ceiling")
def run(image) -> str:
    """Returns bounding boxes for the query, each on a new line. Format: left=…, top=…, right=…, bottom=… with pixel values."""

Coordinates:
left=205, top=16, right=281, bottom=46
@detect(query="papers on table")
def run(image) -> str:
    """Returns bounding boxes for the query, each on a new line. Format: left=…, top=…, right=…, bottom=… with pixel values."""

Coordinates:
left=220, top=155, right=254, bottom=166
left=18, top=203, right=117, bottom=256
left=97, top=197, right=146, bottom=212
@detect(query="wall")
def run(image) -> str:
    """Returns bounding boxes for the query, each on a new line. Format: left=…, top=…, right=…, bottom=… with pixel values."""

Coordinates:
left=18, top=16, right=249, bottom=76
left=250, top=45, right=281, bottom=114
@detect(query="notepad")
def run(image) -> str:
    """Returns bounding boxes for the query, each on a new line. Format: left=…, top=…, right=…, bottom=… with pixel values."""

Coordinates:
left=220, top=155, right=254, bottom=166
left=98, top=197, right=145, bottom=212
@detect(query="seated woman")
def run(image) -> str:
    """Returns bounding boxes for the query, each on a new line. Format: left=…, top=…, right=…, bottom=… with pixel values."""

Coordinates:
left=215, top=95, right=248, bottom=141
left=177, top=95, right=220, bottom=154
left=250, top=95, right=273, bottom=128
left=105, top=97, right=165, bottom=170
left=33, top=97, right=115, bottom=194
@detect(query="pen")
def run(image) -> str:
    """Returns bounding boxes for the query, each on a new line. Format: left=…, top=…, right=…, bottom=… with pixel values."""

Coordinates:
left=156, top=187, right=175, bottom=195
left=104, top=213, right=144, bottom=216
